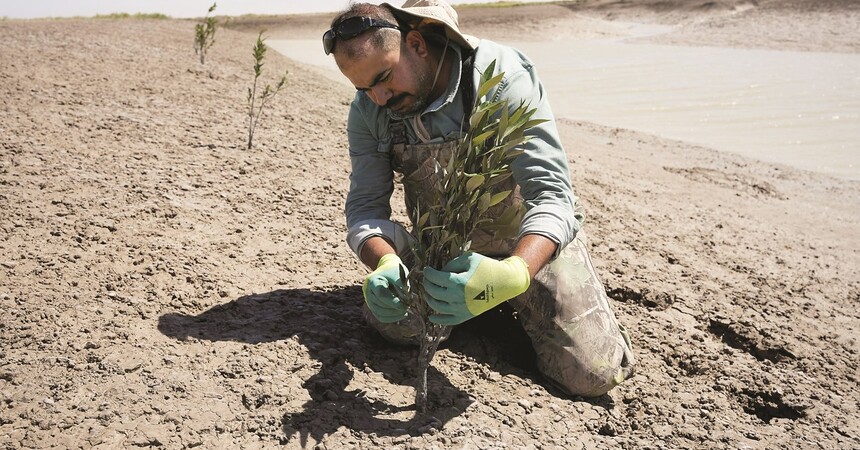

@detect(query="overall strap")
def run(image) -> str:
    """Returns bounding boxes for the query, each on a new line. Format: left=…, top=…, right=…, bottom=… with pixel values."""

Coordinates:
left=390, top=120, right=407, bottom=147
left=388, top=120, right=407, bottom=172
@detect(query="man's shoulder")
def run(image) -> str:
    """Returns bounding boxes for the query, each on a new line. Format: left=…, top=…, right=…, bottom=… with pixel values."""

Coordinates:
left=350, top=91, right=380, bottom=115
left=347, top=92, right=390, bottom=136
left=472, top=39, right=534, bottom=75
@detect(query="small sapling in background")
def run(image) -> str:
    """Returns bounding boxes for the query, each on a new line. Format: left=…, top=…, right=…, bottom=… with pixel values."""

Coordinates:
left=193, top=3, right=217, bottom=64
left=247, top=32, right=288, bottom=150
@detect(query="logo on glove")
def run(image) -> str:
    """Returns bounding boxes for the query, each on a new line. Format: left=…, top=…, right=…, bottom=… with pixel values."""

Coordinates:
left=472, top=284, right=493, bottom=301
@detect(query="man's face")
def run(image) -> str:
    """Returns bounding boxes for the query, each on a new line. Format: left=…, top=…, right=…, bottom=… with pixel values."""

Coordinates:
left=335, top=32, right=435, bottom=116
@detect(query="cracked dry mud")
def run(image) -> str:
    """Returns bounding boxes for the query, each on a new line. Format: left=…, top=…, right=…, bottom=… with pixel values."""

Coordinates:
left=1, top=1, right=858, bottom=449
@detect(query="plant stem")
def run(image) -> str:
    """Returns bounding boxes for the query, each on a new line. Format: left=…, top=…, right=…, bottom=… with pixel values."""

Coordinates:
left=247, top=112, right=255, bottom=150
left=410, top=285, right=450, bottom=413
left=415, top=322, right=449, bottom=413
left=247, top=80, right=258, bottom=150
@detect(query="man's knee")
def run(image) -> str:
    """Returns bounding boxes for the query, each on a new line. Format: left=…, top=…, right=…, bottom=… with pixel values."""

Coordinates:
left=363, top=306, right=452, bottom=347
left=362, top=305, right=421, bottom=346
left=535, top=328, right=635, bottom=397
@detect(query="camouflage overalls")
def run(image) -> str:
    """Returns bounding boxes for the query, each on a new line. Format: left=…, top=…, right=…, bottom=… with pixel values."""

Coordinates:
left=362, top=121, right=636, bottom=397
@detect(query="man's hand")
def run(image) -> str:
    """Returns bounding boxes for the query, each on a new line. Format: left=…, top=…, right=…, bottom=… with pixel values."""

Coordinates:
left=423, top=252, right=530, bottom=325
left=362, top=254, right=409, bottom=323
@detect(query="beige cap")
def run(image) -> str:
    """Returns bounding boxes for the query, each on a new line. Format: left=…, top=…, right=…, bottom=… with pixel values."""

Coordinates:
left=383, top=0, right=479, bottom=50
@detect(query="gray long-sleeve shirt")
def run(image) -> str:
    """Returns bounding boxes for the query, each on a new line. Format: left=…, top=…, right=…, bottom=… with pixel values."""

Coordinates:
left=344, top=39, right=580, bottom=259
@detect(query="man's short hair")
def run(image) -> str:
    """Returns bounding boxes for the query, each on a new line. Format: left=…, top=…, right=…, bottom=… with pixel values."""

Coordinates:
left=330, top=3, right=403, bottom=59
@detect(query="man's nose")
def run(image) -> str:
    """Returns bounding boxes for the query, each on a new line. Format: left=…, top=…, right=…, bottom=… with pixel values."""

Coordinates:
left=369, top=86, right=391, bottom=106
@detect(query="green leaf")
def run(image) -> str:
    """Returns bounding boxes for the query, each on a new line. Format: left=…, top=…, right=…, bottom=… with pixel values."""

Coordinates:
left=417, top=211, right=430, bottom=229
left=523, top=118, right=548, bottom=130
left=502, top=128, right=523, bottom=145
left=446, top=148, right=457, bottom=170
left=483, top=203, right=525, bottom=238
left=473, top=101, right=504, bottom=129
left=479, top=60, right=497, bottom=87
left=501, top=137, right=526, bottom=153
left=471, top=130, right=495, bottom=148
left=505, top=149, right=526, bottom=159
left=459, top=205, right=471, bottom=224
left=449, top=240, right=460, bottom=259
left=477, top=71, right=505, bottom=100
left=497, top=101, right=510, bottom=145
left=507, top=103, right=526, bottom=129
left=387, top=282, right=409, bottom=303
left=469, top=107, right=488, bottom=131
left=488, top=190, right=512, bottom=207
left=465, top=174, right=485, bottom=192
left=487, top=172, right=512, bottom=187
left=476, top=192, right=491, bottom=213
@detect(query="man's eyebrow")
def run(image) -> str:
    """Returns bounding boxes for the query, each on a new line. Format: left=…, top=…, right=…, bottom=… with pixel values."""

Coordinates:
left=356, top=68, right=390, bottom=92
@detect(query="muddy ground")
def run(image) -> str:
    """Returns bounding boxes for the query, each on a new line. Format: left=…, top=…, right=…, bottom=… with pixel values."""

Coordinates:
left=1, top=1, right=858, bottom=448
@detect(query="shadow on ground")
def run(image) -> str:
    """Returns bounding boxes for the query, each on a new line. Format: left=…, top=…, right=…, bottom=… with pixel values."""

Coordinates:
left=157, top=285, right=598, bottom=443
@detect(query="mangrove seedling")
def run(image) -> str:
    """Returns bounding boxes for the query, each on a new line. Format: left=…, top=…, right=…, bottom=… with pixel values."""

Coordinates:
left=246, top=32, right=288, bottom=150
left=193, top=3, right=217, bottom=64
left=388, top=60, right=546, bottom=413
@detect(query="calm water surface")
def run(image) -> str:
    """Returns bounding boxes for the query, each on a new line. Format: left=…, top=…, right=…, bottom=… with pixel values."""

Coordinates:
left=272, top=37, right=860, bottom=180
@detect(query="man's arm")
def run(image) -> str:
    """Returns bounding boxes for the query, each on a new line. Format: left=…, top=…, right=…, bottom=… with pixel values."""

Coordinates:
left=359, top=235, right=397, bottom=269
left=478, top=42, right=581, bottom=257
left=512, top=233, right=558, bottom=279
left=344, top=97, right=403, bottom=261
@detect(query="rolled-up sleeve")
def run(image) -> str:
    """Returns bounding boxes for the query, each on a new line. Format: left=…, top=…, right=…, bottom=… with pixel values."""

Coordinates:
left=344, top=97, right=397, bottom=256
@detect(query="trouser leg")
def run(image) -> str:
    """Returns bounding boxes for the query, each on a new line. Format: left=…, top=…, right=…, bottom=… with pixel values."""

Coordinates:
left=362, top=303, right=424, bottom=346
left=362, top=302, right=453, bottom=346
left=509, top=231, right=635, bottom=397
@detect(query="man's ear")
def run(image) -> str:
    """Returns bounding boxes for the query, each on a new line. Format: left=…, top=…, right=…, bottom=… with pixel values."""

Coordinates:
left=405, top=30, right=429, bottom=57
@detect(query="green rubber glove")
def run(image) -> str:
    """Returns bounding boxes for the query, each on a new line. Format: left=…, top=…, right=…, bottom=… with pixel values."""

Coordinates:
left=423, top=252, right=530, bottom=325
left=362, top=254, right=409, bottom=323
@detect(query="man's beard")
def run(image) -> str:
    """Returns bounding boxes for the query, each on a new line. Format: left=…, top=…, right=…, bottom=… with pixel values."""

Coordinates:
left=387, top=57, right=434, bottom=116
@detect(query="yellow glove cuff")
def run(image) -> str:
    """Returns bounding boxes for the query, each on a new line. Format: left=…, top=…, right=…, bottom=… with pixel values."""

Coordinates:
left=464, top=255, right=530, bottom=316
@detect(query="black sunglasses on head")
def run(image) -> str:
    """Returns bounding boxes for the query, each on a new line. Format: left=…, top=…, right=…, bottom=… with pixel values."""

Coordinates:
left=323, top=16, right=400, bottom=55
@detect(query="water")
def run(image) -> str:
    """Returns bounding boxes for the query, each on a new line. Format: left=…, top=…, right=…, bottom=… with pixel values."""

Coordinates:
left=269, top=40, right=346, bottom=86
left=508, top=40, right=860, bottom=181
left=271, top=37, right=860, bottom=180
